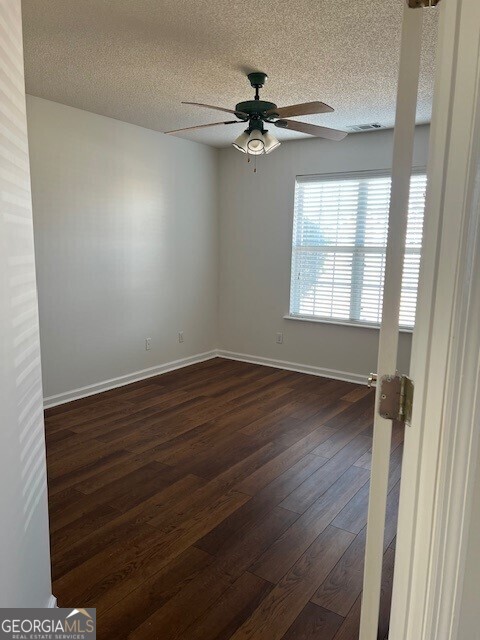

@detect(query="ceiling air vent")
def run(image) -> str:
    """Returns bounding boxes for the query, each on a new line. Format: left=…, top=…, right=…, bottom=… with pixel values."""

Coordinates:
left=348, top=123, right=383, bottom=132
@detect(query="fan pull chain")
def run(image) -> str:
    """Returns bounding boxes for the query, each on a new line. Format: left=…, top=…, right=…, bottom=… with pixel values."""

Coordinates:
left=245, top=152, right=258, bottom=174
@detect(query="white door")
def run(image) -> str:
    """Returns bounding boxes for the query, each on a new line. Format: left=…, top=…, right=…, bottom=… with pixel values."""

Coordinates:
left=390, top=0, right=480, bottom=638
left=356, top=0, right=480, bottom=637
left=359, top=4, right=426, bottom=638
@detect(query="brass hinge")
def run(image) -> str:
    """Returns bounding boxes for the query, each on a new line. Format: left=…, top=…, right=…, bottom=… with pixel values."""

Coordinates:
left=408, top=0, right=441, bottom=7
left=368, top=373, right=414, bottom=426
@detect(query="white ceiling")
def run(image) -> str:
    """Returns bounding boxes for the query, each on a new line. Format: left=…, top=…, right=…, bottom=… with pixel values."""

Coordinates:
left=22, top=1, right=438, bottom=148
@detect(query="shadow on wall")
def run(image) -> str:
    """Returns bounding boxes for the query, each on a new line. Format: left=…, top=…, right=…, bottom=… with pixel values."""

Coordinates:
left=0, top=0, right=51, bottom=608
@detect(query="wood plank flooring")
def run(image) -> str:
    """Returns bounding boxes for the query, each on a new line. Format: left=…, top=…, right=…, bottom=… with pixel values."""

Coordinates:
left=44, top=357, right=403, bottom=640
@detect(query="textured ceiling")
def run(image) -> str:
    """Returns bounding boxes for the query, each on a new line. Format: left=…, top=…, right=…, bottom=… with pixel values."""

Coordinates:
left=22, top=1, right=438, bottom=148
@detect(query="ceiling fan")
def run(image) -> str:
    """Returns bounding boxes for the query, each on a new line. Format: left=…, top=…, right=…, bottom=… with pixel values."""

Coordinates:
left=165, top=72, right=348, bottom=156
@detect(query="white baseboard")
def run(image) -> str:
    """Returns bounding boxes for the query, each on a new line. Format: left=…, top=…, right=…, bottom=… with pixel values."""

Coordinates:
left=47, top=595, right=57, bottom=608
left=43, top=348, right=366, bottom=408
left=216, top=350, right=367, bottom=385
left=43, top=351, right=217, bottom=409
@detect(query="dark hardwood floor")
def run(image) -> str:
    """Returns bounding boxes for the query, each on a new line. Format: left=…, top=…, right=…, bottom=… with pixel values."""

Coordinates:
left=44, top=357, right=402, bottom=640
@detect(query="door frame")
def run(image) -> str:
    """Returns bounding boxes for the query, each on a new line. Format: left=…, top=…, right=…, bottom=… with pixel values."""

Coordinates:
left=390, top=0, right=480, bottom=638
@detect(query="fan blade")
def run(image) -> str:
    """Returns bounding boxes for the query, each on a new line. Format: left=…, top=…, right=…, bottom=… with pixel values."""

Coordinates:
left=275, top=119, right=347, bottom=141
left=165, top=120, right=240, bottom=134
left=182, top=102, right=248, bottom=119
left=265, top=101, right=334, bottom=118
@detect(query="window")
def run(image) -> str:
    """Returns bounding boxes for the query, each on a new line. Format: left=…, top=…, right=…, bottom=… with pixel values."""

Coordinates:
left=289, top=171, right=427, bottom=328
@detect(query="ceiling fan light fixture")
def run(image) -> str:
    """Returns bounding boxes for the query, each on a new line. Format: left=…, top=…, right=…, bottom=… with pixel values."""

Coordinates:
left=247, top=129, right=265, bottom=155
left=232, top=131, right=249, bottom=153
left=263, top=132, right=281, bottom=154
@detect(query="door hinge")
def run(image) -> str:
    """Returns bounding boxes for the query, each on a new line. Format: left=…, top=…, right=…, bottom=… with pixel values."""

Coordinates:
left=379, top=374, right=414, bottom=425
left=408, top=0, right=441, bottom=7
left=368, top=373, right=414, bottom=425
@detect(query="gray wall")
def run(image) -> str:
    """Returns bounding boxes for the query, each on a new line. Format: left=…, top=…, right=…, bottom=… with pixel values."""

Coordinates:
left=0, top=1, right=52, bottom=607
left=217, top=126, right=430, bottom=380
left=27, top=96, right=219, bottom=400
left=27, top=98, right=430, bottom=398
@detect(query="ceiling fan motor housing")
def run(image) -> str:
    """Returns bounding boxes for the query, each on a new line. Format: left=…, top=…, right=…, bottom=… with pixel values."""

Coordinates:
left=235, top=100, right=278, bottom=118
left=236, top=72, right=278, bottom=129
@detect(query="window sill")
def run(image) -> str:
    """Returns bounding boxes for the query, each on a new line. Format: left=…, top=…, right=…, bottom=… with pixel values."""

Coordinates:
left=283, top=315, right=414, bottom=334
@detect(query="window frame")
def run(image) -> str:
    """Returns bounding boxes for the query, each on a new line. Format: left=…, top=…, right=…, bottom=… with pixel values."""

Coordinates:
left=287, top=167, right=427, bottom=331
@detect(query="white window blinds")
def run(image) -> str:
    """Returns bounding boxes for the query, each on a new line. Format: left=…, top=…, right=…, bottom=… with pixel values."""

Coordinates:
left=289, top=171, right=427, bottom=328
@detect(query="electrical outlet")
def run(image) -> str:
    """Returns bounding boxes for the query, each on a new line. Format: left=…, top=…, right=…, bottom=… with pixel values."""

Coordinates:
left=178, top=331, right=184, bottom=343
left=276, top=332, right=283, bottom=344
left=145, top=337, right=152, bottom=351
